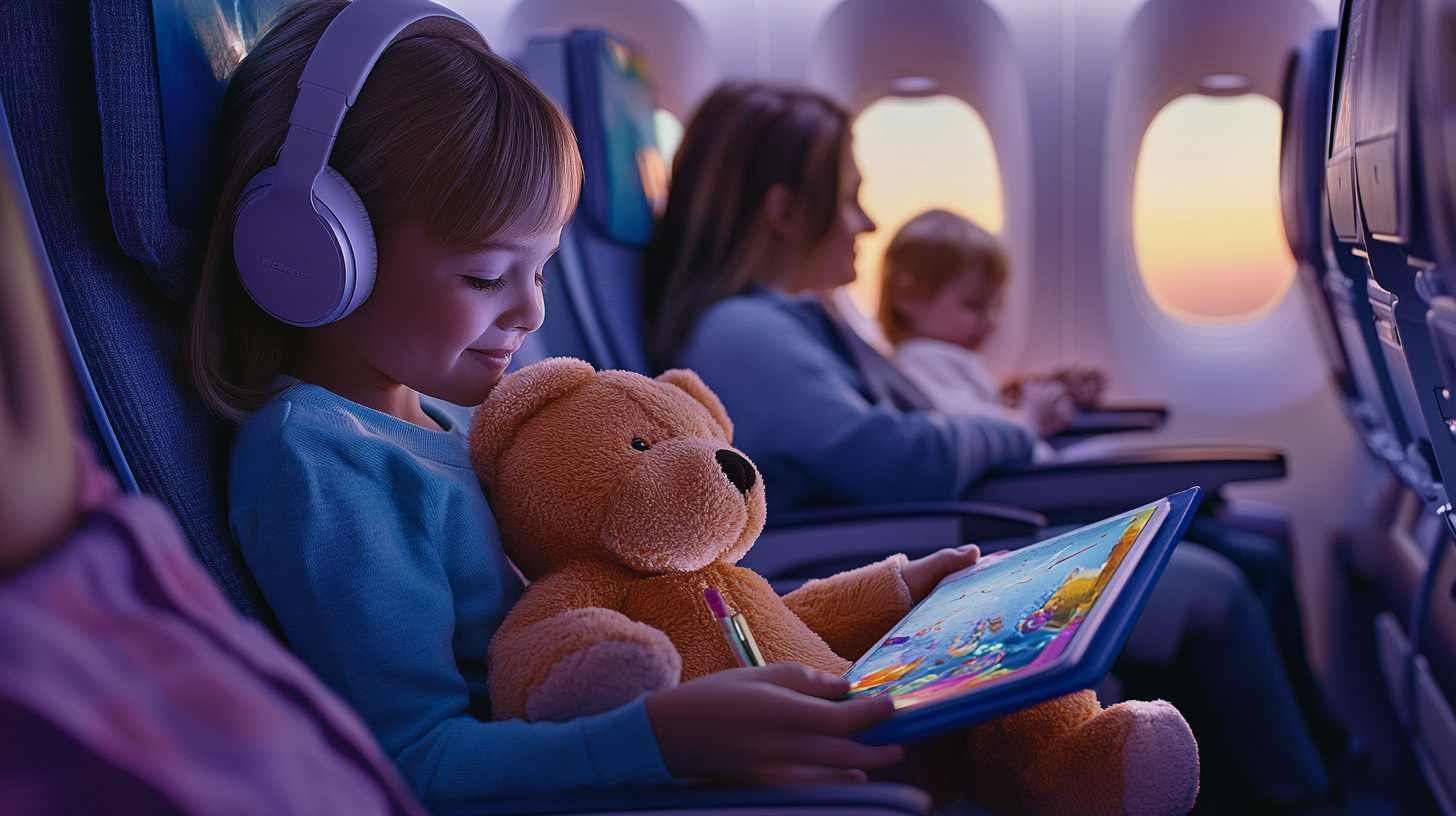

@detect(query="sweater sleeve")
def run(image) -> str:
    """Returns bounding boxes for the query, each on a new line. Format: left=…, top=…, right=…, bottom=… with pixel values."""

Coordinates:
left=231, top=445, right=674, bottom=808
left=680, top=297, right=1036, bottom=510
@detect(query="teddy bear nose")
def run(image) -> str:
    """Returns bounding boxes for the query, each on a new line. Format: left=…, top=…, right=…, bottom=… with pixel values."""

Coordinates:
left=715, top=449, right=757, bottom=494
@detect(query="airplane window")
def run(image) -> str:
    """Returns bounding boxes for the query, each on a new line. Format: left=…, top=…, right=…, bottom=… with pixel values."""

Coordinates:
left=654, top=108, right=683, bottom=171
left=1132, top=93, right=1296, bottom=325
left=848, top=94, right=1004, bottom=317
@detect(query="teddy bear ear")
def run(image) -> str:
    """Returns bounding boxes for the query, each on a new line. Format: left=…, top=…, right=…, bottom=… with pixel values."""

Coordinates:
left=469, top=358, right=598, bottom=480
left=656, top=368, right=733, bottom=441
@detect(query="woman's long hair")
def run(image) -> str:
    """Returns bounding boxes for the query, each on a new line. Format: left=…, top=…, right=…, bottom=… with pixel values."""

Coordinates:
left=641, top=83, right=849, bottom=373
left=182, top=0, right=581, bottom=422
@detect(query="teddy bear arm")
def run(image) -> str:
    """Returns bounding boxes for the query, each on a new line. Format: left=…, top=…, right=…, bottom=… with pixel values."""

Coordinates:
left=488, top=606, right=682, bottom=723
left=495, top=563, right=631, bottom=630
left=780, top=554, right=914, bottom=661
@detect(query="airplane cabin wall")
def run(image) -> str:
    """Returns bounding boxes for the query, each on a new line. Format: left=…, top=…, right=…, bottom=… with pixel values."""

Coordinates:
left=443, top=0, right=1374, bottom=669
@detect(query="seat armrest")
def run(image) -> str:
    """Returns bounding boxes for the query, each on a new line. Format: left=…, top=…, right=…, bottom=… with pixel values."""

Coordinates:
left=965, top=445, right=1285, bottom=524
left=766, top=501, right=1046, bottom=538
left=741, top=502, right=1046, bottom=581
left=1047, top=405, right=1169, bottom=449
left=441, top=781, right=934, bottom=816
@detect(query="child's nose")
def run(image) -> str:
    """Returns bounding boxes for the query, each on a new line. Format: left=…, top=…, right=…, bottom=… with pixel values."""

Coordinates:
left=502, top=283, right=545, bottom=332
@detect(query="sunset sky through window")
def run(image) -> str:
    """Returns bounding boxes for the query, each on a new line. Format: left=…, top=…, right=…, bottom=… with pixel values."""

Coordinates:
left=1133, top=93, right=1295, bottom=324
left=849, top=92, right=1294, bottom=326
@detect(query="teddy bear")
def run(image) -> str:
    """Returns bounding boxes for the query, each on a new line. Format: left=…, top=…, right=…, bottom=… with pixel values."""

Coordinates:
left=469, top=358, right=1199, bottom=816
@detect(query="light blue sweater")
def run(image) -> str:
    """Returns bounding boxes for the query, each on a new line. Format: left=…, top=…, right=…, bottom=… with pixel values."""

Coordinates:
left=677, top=288, right=1036, bottom=514
left=229, top=381, right=673, bottom=808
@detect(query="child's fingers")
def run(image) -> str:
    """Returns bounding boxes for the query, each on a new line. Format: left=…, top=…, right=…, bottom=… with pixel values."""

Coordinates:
left=781, top=733, right=906, bottom=770
left=755, top=662, right=850, bottom=699
left=750, top=765, right=870, bottom=786
left=804, top=694, right=899, bottom=736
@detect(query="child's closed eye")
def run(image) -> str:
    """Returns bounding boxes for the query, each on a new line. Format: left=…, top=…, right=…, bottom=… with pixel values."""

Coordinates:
left=465, top=275, right=506, bottom=292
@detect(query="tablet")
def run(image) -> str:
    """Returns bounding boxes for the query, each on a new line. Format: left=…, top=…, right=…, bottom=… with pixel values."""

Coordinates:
left=848, top=487, right=1201, bottom=745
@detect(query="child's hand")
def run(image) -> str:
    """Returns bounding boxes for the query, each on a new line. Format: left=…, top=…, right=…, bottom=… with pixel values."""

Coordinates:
left=901, top=544, right=980, bottom=603
left=1017, top=379, right=1078, bottom=438
left=645, top=664, right=905, bottom=784
left=1051, top=366, right=1106, bottom=407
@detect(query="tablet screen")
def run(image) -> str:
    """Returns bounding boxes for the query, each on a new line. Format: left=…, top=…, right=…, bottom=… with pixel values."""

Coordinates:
left=844, top=500, right=1168, bottom=710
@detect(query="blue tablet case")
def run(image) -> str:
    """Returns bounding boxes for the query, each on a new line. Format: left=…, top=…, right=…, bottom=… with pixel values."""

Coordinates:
left=855, top=486, right=1202, bottom=745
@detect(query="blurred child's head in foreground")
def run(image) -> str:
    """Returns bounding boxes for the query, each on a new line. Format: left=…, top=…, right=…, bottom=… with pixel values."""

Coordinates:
left=878, top=210, right=1007, bottom=351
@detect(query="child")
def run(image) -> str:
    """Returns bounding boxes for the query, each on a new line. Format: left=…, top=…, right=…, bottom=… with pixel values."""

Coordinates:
left=877, top=209, right=1100, bottom=440
left=182, top=2, right=978, bottom=809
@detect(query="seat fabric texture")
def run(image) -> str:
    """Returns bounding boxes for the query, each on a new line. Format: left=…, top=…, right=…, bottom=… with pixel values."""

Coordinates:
left=0, top=1, right=277, bottom=629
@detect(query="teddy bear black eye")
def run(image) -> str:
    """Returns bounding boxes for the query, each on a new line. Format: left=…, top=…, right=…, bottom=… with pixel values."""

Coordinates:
left=631, top=438, right=650, bottom=452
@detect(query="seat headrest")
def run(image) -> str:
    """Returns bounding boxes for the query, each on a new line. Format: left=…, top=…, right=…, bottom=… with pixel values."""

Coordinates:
left=567, top=29, right=666, bottom=248
left=1279, top=28, right=1336, bottom=266
left=90, top=0, right=286, bottom=302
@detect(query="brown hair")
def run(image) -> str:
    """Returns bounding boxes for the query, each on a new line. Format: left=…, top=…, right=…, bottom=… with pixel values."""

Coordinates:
left=641, top=82, right=850, bottom=373
left=877, top=209, right=1008, bottom=346
left=182, top=0, right=582, bottom=422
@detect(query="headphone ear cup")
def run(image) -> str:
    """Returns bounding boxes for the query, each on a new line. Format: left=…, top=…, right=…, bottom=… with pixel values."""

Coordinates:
left=313, top=167, right=377, bottom=319
left=233, top=166, right=376, bottom=327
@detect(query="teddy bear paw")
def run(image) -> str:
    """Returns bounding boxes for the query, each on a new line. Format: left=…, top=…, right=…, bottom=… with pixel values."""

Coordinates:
left=1117, top=700, right=1199, bottom=816
left=525, top=638, right=682, bottom=723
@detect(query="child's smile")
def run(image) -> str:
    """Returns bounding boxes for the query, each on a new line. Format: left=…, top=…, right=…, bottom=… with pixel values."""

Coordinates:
left=291, top=220, right=561, bottom=425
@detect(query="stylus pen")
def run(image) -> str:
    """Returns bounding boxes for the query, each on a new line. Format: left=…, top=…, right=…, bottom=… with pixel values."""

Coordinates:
left=703, top=586, right=765, bottom=668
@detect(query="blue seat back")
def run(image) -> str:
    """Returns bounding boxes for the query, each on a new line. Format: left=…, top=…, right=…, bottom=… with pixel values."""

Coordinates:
left=1335, top=0, right=1456, bottom=804
left=1323, top=0, right=1455, bottom=505
left=516, top=29, right=662, bottom=375
left=1281, top=29, right=1361, bottom=405
left=0, top=0, right=280, bottom=630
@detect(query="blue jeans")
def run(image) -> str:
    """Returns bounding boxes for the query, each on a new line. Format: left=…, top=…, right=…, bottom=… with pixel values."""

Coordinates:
left=1118, top=542, right=1331, bottom=805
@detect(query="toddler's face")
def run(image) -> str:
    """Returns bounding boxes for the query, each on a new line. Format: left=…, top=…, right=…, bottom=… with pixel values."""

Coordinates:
left=338, top=220, right=557, bottom=406
left=900, top=266, right=1002, bottom=351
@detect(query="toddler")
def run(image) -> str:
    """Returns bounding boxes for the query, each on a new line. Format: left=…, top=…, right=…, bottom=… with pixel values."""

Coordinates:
left=183, top=1, right=977, bottom=809
left=877, top=209, right=1101, bottom=440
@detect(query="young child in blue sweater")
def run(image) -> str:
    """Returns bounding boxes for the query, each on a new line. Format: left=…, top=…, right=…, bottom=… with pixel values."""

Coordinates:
left=183, top=2, right=979, bottom=810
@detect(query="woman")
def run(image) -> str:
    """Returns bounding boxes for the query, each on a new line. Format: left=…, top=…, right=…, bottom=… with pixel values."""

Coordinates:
left=643, top=84, right=1036, bottom=515
left=643, top=81, right=1336, bottom=811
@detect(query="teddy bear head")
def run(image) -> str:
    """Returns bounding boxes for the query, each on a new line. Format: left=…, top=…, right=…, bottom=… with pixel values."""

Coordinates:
left=469, top=358, right=767, bottom=582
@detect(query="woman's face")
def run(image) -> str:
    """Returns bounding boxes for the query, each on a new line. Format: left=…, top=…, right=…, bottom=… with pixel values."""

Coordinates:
left=790, top=151, right=876, bottom=295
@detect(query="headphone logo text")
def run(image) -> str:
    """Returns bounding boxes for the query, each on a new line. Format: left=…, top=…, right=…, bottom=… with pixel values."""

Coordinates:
left=262, top=257, right=311, bottom=280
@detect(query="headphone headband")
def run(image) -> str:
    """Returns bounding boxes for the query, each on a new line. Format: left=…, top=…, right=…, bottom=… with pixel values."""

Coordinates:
left=282, top=0, right=475, bottom=186
left=234, top=0, right=479, bottom=327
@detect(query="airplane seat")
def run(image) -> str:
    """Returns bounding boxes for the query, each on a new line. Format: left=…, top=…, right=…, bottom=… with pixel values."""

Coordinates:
left=514, top=28, right=655, bottom=375
left=1280, top=29, right=1366, bottom=422
left=0, top=0, right=280, bottom=632
left=1338, top=0, right=1456, bottom=807
left=1331, top=0, right=1456, bottom=510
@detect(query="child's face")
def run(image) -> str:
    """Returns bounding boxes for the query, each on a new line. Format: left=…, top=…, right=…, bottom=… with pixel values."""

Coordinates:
left=339, top=220, right=557, bottom=406
left=899, top=266, right=1002, bottom=351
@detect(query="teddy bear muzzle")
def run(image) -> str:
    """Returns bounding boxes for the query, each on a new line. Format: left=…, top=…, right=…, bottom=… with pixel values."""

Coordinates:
left=601, top=439, right=766, bottom=574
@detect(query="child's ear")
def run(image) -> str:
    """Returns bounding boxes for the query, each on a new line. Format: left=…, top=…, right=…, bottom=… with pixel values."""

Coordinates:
left=657, top=368, right=733, bottom=441
left=470, top=357, right=597, bottom=482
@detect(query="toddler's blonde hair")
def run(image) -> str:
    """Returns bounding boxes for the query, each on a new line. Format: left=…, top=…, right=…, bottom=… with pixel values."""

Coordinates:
left=877, top=209, right=1007, bottom=346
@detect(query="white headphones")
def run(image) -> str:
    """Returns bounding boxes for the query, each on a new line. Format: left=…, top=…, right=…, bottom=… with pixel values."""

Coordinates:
left=232, top=0, right=476, bottom=327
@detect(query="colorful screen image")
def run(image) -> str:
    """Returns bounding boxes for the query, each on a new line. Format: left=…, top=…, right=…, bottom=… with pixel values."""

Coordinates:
left=844, top=502, right=1164, bottom=710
